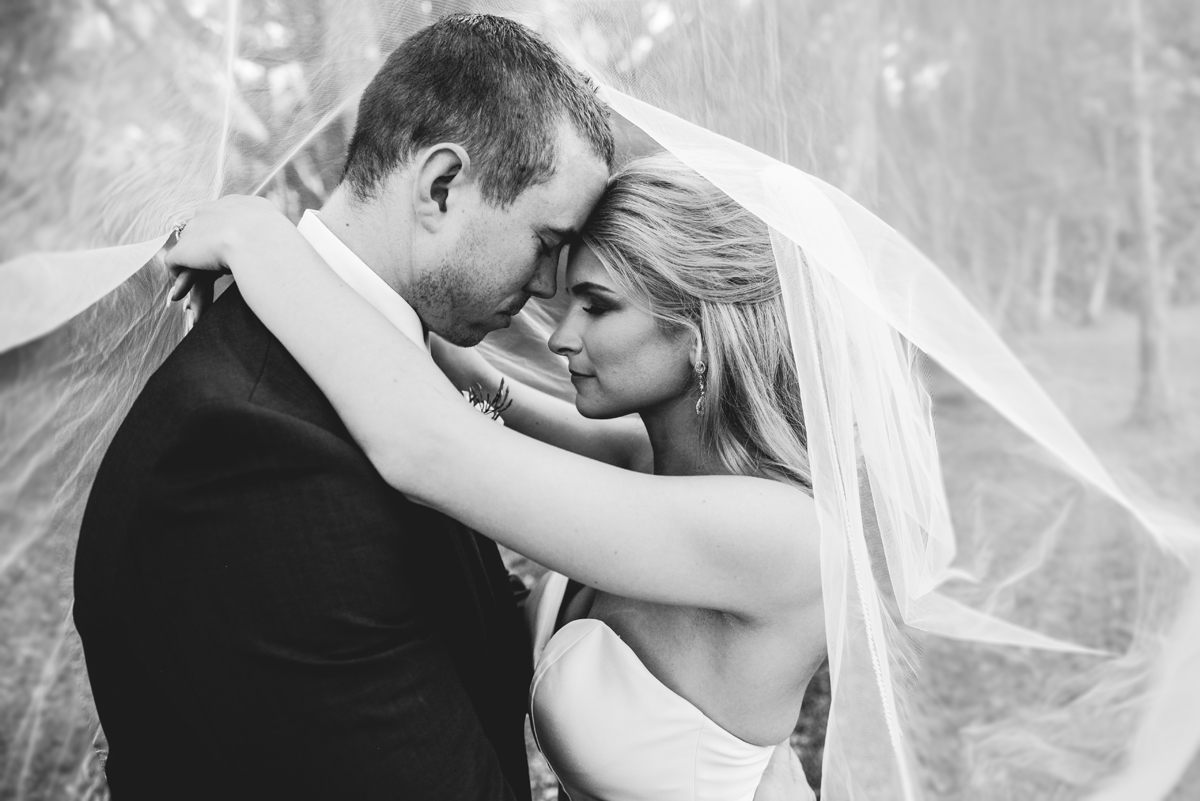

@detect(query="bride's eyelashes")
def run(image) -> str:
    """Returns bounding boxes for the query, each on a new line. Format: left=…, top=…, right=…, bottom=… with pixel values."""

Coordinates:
left=566, top=278, right=622, bottom=317
left=580, top=296, right=617, bottom=316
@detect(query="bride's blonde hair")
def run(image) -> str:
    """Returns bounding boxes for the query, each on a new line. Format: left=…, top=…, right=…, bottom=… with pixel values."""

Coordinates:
left=581, top=153, right=812, bottom=492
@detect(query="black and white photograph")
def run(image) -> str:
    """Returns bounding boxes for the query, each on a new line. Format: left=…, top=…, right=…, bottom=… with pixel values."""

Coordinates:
left=1, top=1, right=1199, bottom=799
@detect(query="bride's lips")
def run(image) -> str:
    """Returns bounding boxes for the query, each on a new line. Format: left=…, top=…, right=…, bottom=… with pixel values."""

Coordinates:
left=568, top=369, right=595, bottom=381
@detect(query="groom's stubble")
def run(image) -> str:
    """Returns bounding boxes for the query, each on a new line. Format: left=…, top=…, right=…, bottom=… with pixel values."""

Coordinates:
left=408, top=225, right=527, bottom=348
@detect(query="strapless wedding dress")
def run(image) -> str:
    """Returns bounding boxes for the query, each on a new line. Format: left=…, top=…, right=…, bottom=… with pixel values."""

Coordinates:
left=528, top=572, right=779, bottom=801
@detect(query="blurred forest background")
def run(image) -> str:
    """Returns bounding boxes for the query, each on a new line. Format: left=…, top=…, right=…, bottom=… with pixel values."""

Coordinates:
left=1, top=0, right=1198, bottom=799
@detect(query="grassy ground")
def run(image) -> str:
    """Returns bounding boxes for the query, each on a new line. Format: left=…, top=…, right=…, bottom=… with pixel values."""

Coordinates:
left=0, top=309, right=1196, bottom=799
left=915, top=309, right=1200, bottom=799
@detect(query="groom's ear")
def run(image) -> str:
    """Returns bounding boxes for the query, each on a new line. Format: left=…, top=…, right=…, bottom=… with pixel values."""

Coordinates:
left=414, top=143, right=472, bottom=230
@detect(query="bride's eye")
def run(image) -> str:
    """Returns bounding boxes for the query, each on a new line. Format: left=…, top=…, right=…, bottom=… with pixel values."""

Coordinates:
left=582, top=302, right=610, bottom=317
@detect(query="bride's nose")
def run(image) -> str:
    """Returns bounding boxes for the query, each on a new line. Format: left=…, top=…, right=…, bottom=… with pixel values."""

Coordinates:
left=548, top=314, right=581, bottom=357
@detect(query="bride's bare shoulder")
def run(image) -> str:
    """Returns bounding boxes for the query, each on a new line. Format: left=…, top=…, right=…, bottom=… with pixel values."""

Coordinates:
left=674, top=472, right=814, bottom=515
left=657, top=472, right=819, bottom=561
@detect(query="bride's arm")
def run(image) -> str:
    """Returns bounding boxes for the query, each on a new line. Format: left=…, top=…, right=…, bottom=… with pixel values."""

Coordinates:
left=430, top=337, right=652, bottom=473
left=167, top=197, right=819, bottom=620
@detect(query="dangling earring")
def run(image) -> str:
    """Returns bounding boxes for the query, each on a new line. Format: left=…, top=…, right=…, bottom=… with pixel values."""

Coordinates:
left=694, top=360, right=707, bottom=416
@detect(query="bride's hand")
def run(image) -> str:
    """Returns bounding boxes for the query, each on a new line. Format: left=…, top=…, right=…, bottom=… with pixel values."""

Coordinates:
left=164, top=195, right=295, bottom=312
left=753, top=743, right=815, bottom=801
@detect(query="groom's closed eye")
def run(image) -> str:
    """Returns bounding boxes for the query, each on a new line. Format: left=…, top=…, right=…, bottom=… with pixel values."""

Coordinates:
left=535, top=227, right=578, bottom=274
left=538, top=226, right=577, bottom=252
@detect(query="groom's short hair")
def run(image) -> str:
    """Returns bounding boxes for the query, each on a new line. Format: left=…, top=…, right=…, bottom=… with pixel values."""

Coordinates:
left=342, top=14, right=614, bottom=206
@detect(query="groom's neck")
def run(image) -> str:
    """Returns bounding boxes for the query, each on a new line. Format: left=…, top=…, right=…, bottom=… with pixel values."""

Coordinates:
left=316, top=186, right=413, bottom=297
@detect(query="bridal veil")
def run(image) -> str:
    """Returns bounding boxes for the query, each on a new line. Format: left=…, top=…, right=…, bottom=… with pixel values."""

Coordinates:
left=2, top=2, right=1197, bottom=798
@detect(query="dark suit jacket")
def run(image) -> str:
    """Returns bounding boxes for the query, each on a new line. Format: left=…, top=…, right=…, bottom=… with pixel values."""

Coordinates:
left=75, top=286, right=532, bottom=800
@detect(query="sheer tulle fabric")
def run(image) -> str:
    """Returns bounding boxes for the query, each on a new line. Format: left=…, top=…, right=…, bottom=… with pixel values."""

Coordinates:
left=2, top=2, right=1197, bottom=799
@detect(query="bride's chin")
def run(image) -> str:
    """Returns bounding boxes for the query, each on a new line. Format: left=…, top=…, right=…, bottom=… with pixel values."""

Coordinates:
left=573, top=393, right=618, bottom=420
left=573, top=399, right=604, bottom=419
left=572, top=381, right=640, bottom=420
left=575, top=402, right=636, bottom=422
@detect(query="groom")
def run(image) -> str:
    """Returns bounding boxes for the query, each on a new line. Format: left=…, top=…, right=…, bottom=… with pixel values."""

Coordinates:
left=74, top=14, right=611, bottom=800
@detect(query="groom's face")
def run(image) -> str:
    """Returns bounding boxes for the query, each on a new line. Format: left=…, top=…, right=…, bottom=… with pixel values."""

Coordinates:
left=410, top=125, right=609, bottom=347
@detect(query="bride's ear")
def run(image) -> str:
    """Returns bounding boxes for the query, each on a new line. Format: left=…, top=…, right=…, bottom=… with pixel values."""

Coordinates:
left=689, top=334, right=705, bottom=371
left=414, top=143, right=472, bottom=231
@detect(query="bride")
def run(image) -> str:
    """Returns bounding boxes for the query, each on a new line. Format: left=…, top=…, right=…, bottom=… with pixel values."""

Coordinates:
left=4, top=2, right=1197, bottom=797
left=167, top=151, right=824, bottom=801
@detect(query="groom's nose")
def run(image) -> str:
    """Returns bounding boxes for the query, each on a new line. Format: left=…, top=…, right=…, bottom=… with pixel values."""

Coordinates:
left=524, top=252, right=558, bottom=300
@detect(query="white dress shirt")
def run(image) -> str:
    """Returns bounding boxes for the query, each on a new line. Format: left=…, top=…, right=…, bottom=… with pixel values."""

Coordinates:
left=296, top=209, right=428, bottom=351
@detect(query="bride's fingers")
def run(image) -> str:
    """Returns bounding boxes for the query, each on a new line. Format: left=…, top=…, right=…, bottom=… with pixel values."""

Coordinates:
left=163, top=223, right=230, bottom=275
left=187, top=275, right=216, bottom=320
left=170, top=270, right=195, bottom=302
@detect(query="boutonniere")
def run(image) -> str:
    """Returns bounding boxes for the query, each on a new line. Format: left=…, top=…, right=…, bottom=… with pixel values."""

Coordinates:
left=466, top=379, right=513, bottom=423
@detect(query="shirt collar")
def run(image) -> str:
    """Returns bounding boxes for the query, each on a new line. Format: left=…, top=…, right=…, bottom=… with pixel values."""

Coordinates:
left=296, top=209, right=427, bottom=350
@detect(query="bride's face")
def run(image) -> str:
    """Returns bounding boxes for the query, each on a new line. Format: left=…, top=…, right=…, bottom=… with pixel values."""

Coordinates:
left=549, top=245, right=694, bottom=419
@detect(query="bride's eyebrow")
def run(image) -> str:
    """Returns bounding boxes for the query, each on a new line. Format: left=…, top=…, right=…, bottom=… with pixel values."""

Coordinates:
left=567, top=281, right=617, bottom=298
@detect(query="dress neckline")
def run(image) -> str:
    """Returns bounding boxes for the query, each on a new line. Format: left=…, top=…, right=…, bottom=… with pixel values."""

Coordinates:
left=546, top=617, right=773, bottom=752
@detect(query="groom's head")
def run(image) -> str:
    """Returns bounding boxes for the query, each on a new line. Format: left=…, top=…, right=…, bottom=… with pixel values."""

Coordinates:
left=339, top=14, right=614, bottom=346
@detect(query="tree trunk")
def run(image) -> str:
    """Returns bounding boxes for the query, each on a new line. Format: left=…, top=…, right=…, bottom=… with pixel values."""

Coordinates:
left=1084, top=212, right=1117, bottom=325
left=1036, top=213, right=1060, bottom=328
left=1085, top=127, right=1120, bottom=326
left=1129, top=0, right=1172, bottom=427
left=993, top=207, right=1038, bottom=331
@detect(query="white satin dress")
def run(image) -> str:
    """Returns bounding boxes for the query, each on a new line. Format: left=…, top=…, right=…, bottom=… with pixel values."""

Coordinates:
left=528, top=572, right=781, bottom=801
